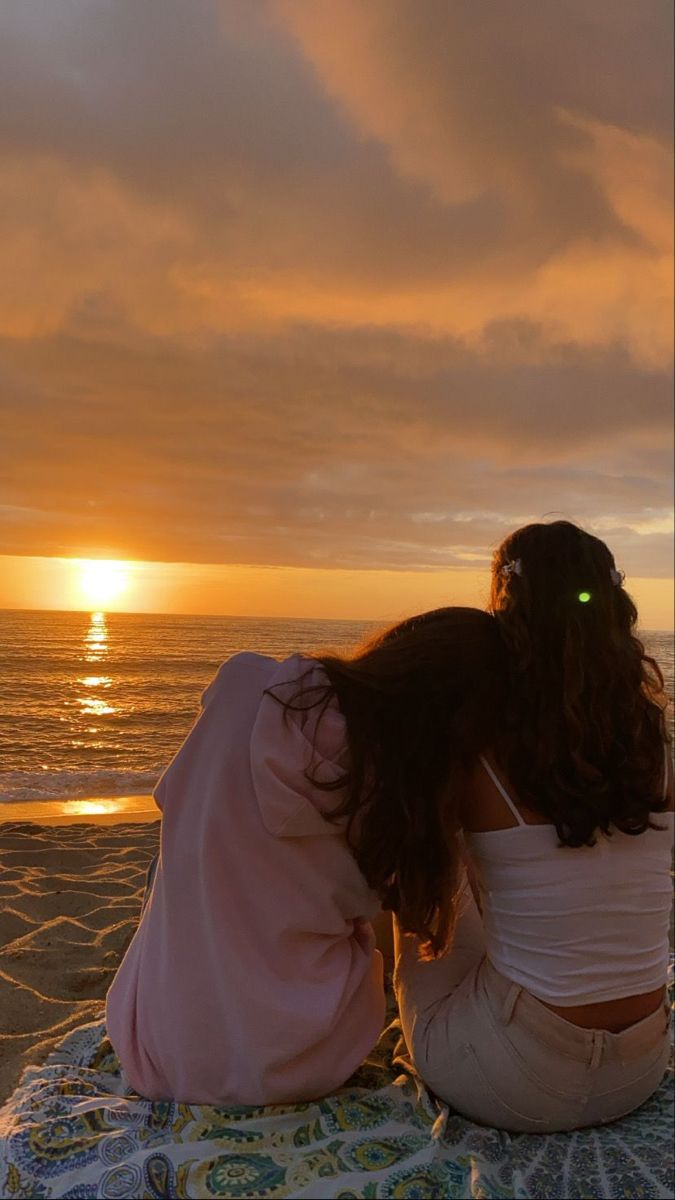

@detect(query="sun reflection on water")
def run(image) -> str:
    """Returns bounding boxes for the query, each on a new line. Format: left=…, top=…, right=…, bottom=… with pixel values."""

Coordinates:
left=65, top=800, right=114, bottom=816
left=84, top=611, right=108, bottom=662
left=78, top=614, right=115, bottom=716
left=76, top=696, right=116, bottom=715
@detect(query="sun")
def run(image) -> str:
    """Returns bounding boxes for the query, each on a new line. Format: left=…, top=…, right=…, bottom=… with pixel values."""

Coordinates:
left=78, top=560, right=130, bottom=608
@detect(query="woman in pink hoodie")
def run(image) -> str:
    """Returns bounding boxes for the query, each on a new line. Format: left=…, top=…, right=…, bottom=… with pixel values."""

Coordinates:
left=106, top=607, right=505, bottom=1105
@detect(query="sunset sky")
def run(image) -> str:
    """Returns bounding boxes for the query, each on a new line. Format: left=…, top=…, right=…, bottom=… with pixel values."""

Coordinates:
left=1, top=1, right=673, bottom=626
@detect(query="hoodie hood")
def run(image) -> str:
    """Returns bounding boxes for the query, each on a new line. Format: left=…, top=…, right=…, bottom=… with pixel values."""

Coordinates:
left=250, top=654, right=350, bottom=838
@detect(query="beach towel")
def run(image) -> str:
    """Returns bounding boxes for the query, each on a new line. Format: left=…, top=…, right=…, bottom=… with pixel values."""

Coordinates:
left=1, top=973, right=673, bottom=1200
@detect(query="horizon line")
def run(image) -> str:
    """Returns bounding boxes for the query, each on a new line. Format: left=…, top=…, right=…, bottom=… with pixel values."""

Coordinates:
left=0, top=605, right=672, bottom=634
left=0, top=604, right=387, bottom=625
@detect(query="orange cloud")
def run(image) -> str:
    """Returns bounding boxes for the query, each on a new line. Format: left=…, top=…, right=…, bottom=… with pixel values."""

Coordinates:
left=0, top=0, right=671, bottom=592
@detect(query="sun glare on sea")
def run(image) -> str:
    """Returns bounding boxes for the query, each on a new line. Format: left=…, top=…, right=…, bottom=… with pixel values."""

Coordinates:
left=78, top=560, right=129, bottom=608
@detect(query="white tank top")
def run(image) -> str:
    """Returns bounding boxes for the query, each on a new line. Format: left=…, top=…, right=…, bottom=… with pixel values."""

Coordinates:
left=463, top=750, right=674, bottom=1005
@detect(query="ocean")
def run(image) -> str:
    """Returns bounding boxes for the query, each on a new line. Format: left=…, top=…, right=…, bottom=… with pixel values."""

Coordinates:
left=0, top=609, right=672, bottom=806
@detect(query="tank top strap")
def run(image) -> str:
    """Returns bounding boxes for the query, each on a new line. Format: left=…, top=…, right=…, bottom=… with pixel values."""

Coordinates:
left=478, top=754, right=526, bottom=826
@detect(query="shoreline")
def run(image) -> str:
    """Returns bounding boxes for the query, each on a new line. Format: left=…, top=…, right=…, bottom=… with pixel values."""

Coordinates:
left=0, top=794, right=160, bottom=825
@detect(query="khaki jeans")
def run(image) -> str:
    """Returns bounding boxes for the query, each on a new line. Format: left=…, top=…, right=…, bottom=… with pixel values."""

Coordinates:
left=393, top=879, right=671, bottom=1133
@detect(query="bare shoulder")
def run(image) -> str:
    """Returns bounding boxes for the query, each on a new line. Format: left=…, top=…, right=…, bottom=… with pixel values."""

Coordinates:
left=459, top=757, right=513, bottom=832
left=463, top=747, right=565, bottom=831
left=459, top=755, right=548, bottom=832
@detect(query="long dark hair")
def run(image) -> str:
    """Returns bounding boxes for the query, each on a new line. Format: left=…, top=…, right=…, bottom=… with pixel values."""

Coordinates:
left=266, top=607, right=506, bottom=956
left=490, top=520, right=670, bottom=846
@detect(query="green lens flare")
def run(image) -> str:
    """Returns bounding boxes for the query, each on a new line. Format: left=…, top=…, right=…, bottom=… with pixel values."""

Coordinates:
left=578, top=591, right=591, bottom=603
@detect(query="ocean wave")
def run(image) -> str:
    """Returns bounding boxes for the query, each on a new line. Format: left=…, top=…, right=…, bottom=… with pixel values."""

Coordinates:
left=0, top=769, right=160, bottom=803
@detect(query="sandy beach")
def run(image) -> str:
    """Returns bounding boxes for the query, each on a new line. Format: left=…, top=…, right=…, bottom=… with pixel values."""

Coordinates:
left=0, top=799, right=160, bottom=1106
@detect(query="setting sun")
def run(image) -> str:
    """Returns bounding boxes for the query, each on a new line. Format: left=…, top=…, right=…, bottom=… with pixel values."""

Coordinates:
left=78, top=560, right=130, bottom=608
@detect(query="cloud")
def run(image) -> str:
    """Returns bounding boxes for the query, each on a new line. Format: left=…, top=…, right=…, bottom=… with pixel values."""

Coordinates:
left=278, top=0, right=672, bottom=206
left=277, top=0, right=673, bottom=363
left=0, top=1, right=671, bottom=357
left=0, top=0, right=672, bottom=583
left=1, top=322, right=671, bottom=576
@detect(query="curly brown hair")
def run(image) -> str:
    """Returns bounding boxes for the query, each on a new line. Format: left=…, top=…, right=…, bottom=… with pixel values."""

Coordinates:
left=490, top=520, right=670, bottom=846
left=266, top=607, right=507, bottom=957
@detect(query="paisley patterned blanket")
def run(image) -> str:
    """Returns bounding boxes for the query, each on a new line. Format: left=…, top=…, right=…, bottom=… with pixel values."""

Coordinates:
left=1, top=980, right=673, bottom=1200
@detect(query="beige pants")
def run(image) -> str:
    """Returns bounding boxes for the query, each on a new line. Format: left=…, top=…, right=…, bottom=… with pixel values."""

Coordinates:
left=393, top=880, right=671, bottom=1133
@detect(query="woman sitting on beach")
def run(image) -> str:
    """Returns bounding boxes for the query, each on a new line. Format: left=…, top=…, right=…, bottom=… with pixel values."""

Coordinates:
left=394, top=520, right=673, bottom=1133
left=106, top=605, right=508, bottom=1105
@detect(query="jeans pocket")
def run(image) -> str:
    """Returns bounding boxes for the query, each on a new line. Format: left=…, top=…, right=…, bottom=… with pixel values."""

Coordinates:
left=482, top=993, right=589, bottom=1104
left=443, top=1043, right=586, bottom=1134
left=592, top=1034, right=671, bottom=1103
left=577, top=1037, right=671, bottom=1128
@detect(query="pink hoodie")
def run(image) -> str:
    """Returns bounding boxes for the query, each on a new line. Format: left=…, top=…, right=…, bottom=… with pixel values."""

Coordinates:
left=105, top=652, right=385, bottom=1105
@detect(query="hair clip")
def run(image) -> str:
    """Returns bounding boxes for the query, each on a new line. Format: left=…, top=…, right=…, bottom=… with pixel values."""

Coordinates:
left=610, top=568, right=624, bottom=586
left=501, top=558, right=523, bottom=578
